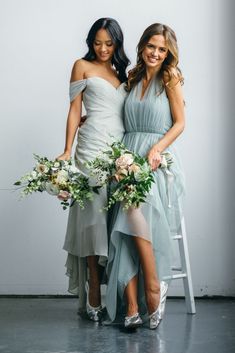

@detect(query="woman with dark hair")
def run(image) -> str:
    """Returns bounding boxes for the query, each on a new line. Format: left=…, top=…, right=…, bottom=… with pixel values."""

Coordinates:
left=105, top=23, right=185, bottom=329
left=57, top=18, right=129, bottom=321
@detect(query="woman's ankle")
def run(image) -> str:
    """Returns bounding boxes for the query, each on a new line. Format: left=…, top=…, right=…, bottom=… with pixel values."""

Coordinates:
left=145, top=280, right=160, bottom=314
left=126, top=303, right=139, bottom=317
left=87, top=282, right=101, bottom=307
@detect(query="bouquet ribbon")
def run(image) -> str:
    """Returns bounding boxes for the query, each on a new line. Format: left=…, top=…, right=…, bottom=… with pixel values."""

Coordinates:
left=163, top=168, right=174, bottom=208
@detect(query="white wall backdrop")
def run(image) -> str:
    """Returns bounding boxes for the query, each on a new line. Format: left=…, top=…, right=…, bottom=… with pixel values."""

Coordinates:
left=0, top=0, right=234, bottom=296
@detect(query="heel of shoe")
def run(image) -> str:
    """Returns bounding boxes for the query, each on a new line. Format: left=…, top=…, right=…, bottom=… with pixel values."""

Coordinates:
left=124, top=312, right=143, bottom=329
left=149, top=307, right=161, bottom=329
left=149, top=281, right=168, bottom=329
left=85, top=282, right=102, bottom=322
left=159, top=281, right=168, bottom=319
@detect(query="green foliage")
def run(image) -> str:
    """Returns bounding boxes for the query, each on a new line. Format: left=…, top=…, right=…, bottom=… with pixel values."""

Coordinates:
left=88, top=140, right=173, bottom=211
left=14, top=154, right=98, bottom=210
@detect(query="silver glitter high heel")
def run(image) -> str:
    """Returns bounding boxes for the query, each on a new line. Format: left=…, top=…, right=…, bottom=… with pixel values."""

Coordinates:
left=149, top=281, right=168, bottom=329
left=124, top=312, right=143, bottom=329
left=85, top=282, right=102, bottom=322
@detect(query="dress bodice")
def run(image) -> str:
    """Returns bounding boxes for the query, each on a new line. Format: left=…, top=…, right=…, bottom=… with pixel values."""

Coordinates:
left=70, top=77, right=126, bottom=114
left=70, top=77, right=126, bottom=141
left=70, top=77, right=126, bottom=169
left=124, top=75, right=172, bottom=135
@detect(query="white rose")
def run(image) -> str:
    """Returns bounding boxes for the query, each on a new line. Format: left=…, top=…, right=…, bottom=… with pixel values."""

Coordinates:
left=115, top=154, right=134, bottom=169
left=55, top=170, right=69, bottom=184
left=36, top=163, right=49, bottom=174
left=54, top=162, right=60, bottom=168
left=45, top=182, right=60, bottom=195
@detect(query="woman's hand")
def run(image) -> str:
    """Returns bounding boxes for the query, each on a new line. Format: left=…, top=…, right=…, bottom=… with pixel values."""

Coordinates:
left=147, top=145, right=162, bottom=171
left=56, top=151, right=71, bottom=161
left=79, top=115, right=87, bottom=127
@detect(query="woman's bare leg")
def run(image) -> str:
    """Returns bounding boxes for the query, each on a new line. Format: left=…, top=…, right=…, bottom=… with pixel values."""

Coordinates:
left=134, top=236, right=160, bottom=314
left=124, top=275, right=138, bottom=316
left=87, top=255, right=102, bottom=307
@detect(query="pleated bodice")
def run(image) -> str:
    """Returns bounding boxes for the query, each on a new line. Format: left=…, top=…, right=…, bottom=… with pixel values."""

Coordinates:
left=70, top=77, right=126, bottom=171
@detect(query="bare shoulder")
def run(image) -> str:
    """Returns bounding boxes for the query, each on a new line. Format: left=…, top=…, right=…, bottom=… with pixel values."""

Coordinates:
left=70, top=59, right=91, bottom=82
left=163, top=67, right=182, bottom=88
left=163, top=68, right=184, bottom=105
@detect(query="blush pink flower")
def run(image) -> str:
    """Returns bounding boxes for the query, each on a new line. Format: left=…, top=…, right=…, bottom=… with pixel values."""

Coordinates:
left=115, top=154, right=134, bottom=169
left=128, top=164, right=140, bottom=173
left=114, top=168, right=128, bottom=182
left=57, top=190, right=71, bottom=201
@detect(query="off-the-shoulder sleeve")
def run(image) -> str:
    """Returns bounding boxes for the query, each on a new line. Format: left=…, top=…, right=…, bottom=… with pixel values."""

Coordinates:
left=69, top=79, right=87, bottom=102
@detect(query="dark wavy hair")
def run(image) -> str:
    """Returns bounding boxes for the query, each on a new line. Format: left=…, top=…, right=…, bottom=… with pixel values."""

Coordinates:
left=127, top=23, right=184, bottom=92
left=83, top=18, right=130, bottom=82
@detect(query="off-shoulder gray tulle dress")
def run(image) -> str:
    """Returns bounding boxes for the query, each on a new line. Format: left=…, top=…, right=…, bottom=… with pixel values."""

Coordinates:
left=63, top=77, right=126, bottom=311
left=105, top=74, right=185, bottom=322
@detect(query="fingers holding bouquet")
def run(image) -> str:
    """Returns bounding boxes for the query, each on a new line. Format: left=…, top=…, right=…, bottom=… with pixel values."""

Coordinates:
left=86, top=141, right=174, bottom=210
left=147, top=145, right=162, bottom=171
left=147, top=144, right=174, bottom=172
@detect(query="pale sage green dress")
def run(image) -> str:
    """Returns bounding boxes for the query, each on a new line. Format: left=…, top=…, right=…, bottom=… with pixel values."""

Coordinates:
left=63, top=77, right=126, bottom=311
left=106, top=74, right=185, bottom=322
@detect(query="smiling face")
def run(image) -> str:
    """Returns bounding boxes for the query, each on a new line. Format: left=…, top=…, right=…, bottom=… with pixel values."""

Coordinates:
left=93, top=28, right=115, bottom=62
left=142, top=34, right=168, bottom=71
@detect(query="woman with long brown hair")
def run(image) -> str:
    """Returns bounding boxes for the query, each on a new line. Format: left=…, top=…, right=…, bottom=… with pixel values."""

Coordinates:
left=105, top=23, right=185, bottom=329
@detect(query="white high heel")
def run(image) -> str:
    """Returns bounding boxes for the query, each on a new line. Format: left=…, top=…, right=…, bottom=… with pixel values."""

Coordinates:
left=85, top=282, right=102, bottom=322
left=124, top=312, right=143, bottom=329
left=159, top=281, right=168, bottom=319
left=149, top=281, right=168, bottom=329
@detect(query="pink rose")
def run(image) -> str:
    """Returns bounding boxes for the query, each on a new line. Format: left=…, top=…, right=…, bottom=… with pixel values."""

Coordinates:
left=57, top=190, right=71, bottom=201
left=114, top=168, right=128, bottom=182
left=128, top=164, right=140, bottom=173
left=115, top=154, right=134, bottom=169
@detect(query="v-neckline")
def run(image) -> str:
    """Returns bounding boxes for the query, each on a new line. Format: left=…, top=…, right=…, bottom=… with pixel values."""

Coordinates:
left=139, top=76, right=154, bottom=101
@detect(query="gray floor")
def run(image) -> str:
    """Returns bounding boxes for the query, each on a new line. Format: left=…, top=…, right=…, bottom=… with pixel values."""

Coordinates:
left=0, top=298, right=234, bottom=353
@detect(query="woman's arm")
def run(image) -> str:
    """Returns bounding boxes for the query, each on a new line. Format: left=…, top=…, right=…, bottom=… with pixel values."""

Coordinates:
left=57, top=60, right=85, bottom=160
left=147, top=70, right=185, bottom=170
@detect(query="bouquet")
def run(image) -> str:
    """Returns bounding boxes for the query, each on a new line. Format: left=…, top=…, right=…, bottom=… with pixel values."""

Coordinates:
left=87, top=141, right=173, bottom=210
left=14, top=154, right=98, bottom=210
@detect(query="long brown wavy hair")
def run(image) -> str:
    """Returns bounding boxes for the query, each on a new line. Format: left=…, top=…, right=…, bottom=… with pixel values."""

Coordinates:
left=126, top=23, right=184, bottom=92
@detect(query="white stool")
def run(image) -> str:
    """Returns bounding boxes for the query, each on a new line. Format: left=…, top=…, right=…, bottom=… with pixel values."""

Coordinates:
left=171, top=217, right=196, bottom=314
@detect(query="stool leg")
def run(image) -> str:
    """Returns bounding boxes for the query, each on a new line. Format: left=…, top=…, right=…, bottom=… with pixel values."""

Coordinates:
left=178, top=218, right=196, bottom=314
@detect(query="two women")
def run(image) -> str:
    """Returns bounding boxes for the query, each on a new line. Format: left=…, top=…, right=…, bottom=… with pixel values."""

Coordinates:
left=59, top=19, right=185, bottom=329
